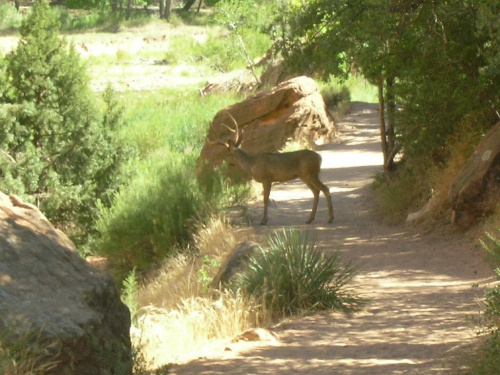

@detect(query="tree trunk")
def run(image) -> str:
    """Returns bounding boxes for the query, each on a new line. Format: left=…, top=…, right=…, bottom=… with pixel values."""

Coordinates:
left=377, top=76, right=400, bottom=174
left=159, top=0, right=172, bottom=19
left=159, top=0, right=165, bottom=18
left=378, top=78, right=389, bottom=172
left=126, top=0, right=132, bottom=20
left=13, top=0, right=20, bottom=11
left=183, top=0, right=197, bottom=11
left=165, top=0, right=172, bottom=19
left=384, top=75, right=398, bottom=172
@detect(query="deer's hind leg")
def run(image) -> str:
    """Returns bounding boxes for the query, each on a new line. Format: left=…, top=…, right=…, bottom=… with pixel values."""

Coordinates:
left=306, top=176, right=334, bottom=223
left=304, top=181, right=320, bottom=224
left=260, top=181, right=272, bottom=225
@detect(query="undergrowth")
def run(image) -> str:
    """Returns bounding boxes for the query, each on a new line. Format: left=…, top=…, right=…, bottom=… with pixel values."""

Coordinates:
left=462, top=231, right=500, bottom=374
left=124, top=225, right=364, bottom=372
left=230, top=228, right=365, bottom=321
left=0, top=327, right=60, bottom=375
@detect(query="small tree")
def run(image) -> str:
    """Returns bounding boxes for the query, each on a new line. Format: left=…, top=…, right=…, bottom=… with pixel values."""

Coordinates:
left=0, top=0, right=130, bottom=245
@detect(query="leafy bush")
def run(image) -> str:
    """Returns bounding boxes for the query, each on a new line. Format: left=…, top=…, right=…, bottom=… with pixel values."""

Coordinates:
left=466, top=231, right=500, bottom=374
left=371, top=167, right=428, bottom=223
left=480, top=232, right=500, bottom=333
left=0, top=2, right=22, bottom=31
left=0, top=0, right=131, bottom=246
left=231, top=228, right=365, bottom=320
left=95, top=153, right=205, bottom=277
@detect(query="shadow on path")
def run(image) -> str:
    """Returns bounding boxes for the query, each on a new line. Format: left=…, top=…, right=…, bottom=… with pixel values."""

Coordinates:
left=170, top=102, right=495, bottom=375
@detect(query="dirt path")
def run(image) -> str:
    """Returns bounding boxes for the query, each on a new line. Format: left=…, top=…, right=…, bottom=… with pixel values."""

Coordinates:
left=171, top=102, right=495, bottom=374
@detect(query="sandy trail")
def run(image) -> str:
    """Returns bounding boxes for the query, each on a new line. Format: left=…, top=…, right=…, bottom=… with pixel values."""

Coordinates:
left=171, top=101, right=495, bottom=374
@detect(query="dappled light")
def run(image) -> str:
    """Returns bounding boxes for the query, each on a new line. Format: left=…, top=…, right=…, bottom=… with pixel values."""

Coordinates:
left=171, top=102, right=496, bottom=375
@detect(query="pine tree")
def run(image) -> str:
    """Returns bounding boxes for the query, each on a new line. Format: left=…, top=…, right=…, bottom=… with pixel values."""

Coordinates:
left=0, top=0, right=130, bottom=246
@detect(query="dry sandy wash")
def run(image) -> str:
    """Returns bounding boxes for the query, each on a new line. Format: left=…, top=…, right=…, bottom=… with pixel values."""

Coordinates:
left=171, top=102, right=496, bottom=375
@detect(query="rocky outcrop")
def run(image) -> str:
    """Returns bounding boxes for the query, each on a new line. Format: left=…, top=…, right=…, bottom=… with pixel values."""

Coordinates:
left=449, top=122, right=500, bottom=228
left=197, top=76, right=337, bottom=180
left=0, top=192, right=132, bottom=374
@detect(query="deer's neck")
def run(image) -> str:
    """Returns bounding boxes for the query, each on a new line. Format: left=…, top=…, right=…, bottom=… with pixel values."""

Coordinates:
left=233, top=148, right=255, bottom=175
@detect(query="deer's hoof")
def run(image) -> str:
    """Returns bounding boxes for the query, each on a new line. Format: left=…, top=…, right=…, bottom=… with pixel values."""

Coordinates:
left=328, top=217, right=334, bottom=223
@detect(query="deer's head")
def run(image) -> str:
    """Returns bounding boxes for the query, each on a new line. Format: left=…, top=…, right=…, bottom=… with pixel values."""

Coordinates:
left=209, top=112, right=244, bottom=163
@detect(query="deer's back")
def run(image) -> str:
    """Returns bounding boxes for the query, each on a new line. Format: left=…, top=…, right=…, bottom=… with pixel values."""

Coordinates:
left=250, top=149, right=322, bottom=183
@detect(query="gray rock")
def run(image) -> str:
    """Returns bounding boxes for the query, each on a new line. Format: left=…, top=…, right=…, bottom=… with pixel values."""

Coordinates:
left=210, top=241, right=260, bottom=291
left=0, top=192, right=132, bottom=374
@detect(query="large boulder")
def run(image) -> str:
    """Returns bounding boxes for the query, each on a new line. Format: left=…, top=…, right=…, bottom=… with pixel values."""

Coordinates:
left=449, top=122, right=500, bottom=228
left=0, top=192, right=132, bottom=374
left=197, top=76, right=337, bottom=179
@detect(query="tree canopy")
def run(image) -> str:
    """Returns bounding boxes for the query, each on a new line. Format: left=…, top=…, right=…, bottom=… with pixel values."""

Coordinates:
left=281, top=0, right=500, bottom=173
left=0, top=0, right=131, bottom=245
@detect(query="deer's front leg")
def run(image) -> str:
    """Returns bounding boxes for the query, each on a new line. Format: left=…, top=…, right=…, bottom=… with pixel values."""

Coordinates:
left=261, top=181, right=272, bottom=225
left=306, top=187, right=320, bottom=224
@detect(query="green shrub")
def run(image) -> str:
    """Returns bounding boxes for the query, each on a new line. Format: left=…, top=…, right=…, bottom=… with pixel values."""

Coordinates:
left=232, top=228, right=365, bottom=321
left=95, top=153, right=205, bottom=277
left=0, top=2, right=22, bottom=31
left=122, top=267, right=140, bottom=324
left=480, top=232, right=500, bottom=333
left=0, top=1, right=131, bottom=246
left=467, top=231, right=500, bottom=374
left=371, top=166, right=429, bottom=223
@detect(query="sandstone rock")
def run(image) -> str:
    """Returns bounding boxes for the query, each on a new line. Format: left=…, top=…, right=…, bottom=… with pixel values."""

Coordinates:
left=449, top=122, right=500, bottom=228
left=197, top=76, right=337, bottom=180
left=210, top=241, right=260, bottom=291
left=0, top=192, right=132, bottom=374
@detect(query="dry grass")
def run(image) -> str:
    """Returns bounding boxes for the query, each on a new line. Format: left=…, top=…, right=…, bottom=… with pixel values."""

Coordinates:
left=132, top=216, right=263, bottom=370
left=133, top=290, right=268, bottom=369
left=136, top=216, right=251, bottom=308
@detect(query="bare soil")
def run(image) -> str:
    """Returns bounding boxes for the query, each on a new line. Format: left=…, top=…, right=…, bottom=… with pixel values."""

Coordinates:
left=169, top=102, right=496, bottom=375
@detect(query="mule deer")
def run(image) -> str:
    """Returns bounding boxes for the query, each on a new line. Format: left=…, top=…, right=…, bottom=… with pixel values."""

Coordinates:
left=210, top=112, right=334, bottom=225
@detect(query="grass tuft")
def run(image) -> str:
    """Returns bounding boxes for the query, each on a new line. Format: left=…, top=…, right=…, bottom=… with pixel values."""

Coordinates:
left=231, top=228, right=365, bottom=321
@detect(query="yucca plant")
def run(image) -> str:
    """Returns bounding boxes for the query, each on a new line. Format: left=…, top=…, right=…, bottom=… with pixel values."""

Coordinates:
left=232, top=228, right=365, bottom=321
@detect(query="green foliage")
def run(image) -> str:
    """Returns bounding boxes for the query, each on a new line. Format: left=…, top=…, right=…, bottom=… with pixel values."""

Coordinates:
left=119, top=89, right=244, bottom=156
left=468, top=231, right=500, bottom=374
left=122, top=267, right=140, bottom=324
left=66, top=0, right=109, bottom=10
left=212, top=0, right=274, bottom=72
left=0, top=0, right=131, bottom=246
left=198, top=255, right=221, bottom=294
left=231, top=228, right=364, bottom=320
left=0, top=2, right=22, bottom=31
left=371, top=167, right=428, bottom=223
left=467, top=333, right=500, bottom=375
left=480, top=232, right=500, bottom=334
left=281, top=0, right=500, bottom=217
left=96, top=153, right=204, bottom=277
left=93, top=86, right=251, bottom=278
left=318, top=77, right=352, bottom=116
